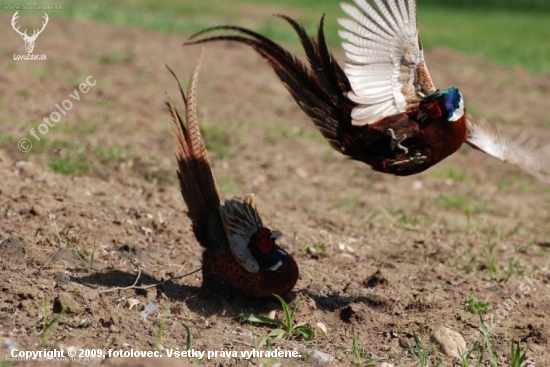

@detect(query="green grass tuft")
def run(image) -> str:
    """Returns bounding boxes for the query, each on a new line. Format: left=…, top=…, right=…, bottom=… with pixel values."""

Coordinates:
left=49, top=152, right=90, bottom=175
left=242, top=295, right=313, bottom=341
left=462, top=293, right=491, bottom=314
left=93, top=144, right=130, bottom=164
left=433, top=194, right=492, bottom=215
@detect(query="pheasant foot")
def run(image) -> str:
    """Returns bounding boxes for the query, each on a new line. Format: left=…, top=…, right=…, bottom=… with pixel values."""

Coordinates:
left=387, top=128, right=409, bottom=154
left=390, top=152, right=427, bottom=166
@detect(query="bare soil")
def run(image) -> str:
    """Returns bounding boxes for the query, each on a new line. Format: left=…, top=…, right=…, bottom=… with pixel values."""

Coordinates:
left=0, top=13, right=549, bottom=367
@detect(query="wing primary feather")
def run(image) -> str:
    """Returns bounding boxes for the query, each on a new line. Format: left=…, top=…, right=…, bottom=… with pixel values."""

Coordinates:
left=396, top=0, right=408, bottom=26
left=408, top=0, right=417, bottom=30
left=353, top=0, right=395, bottom=35
left=340, top=0, right=435, bottom=125
left=373, top=0, right=400, bottom=31
left=340, top=4, right=394, bottom=40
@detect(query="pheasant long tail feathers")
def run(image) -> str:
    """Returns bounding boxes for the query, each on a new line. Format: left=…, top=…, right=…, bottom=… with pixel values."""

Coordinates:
left=185, top=17, right=354, bottom=155
left=187, top=23, right=316, bottom=100
left=466, top=117, right=550, bottom=183
left=275, top=14, right=351, bottom=103
left=166, top=57, right=222, bottom=245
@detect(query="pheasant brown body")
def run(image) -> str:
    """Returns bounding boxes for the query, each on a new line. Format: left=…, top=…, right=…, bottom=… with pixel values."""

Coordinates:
left=202, top=250, right=298, bottom=298
left=350, top=106, right=467, bottom=175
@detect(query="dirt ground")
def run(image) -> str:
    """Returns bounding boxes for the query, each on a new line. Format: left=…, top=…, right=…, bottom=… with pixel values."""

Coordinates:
left=0, top=13, right=549, bottom=367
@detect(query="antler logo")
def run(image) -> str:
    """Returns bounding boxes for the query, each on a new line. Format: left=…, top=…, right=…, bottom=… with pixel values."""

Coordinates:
left=11, top=11, right=49, bottom=54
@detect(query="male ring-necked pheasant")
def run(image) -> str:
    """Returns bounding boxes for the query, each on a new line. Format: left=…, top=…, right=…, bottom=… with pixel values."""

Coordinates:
left=186, top=0, right=550, bottom=181
left=166, top=57, right=299, bottom=298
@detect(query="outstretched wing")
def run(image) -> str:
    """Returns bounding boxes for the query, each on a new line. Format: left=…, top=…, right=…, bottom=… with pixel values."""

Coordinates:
left=339, top=0, right=436, bottom=125
left=466, top=117, right=550, bottom=183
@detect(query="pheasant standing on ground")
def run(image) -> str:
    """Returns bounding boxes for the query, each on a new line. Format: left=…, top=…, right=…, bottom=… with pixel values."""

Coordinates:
left=186, top=0, right=550, bottom=182
left=166, top=57, right=299, bottom=298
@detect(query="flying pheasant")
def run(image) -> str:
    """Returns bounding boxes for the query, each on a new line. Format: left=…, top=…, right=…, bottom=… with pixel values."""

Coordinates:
left=186, top=0, right=550, bottom=181
left=166, top=57, right=299, bottom=298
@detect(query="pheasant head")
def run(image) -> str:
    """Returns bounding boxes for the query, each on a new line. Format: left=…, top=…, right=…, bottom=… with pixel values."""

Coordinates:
left=419, top=87, right=465, bottom=123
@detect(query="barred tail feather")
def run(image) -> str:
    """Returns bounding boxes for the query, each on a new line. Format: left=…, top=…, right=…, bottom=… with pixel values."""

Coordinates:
left=166, top=58, right=223, bottom=248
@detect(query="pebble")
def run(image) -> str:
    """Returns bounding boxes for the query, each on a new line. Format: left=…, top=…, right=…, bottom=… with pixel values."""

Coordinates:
left=431, top=325, right=467, bottom=359
left=310, top=349, right=335, bottom=364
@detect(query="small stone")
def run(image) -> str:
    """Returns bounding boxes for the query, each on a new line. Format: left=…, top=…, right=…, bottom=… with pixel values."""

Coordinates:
left=310, top=349, right=335, bottom=364
left=316, top=322, right=328, bottom=335
left=79, top=318, right=92, bottom=327
left=1, top=338, right=18, bottom=351
left=431, top=326, right=467, bottom=359
left=140, top=301, right=157, bottom=319
left=140, top=226, right=153, bottom=235
left=412, top=180, right=423, bottom=190
left=125, top=298, right=140, bottom=310
left=338, top=242, right=355, bottom=253
left=15, top=161, right=33, bottom=168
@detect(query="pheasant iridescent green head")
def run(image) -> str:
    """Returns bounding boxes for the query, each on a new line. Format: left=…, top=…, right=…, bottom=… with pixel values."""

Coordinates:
left=419, top=87, right=464, bottom=123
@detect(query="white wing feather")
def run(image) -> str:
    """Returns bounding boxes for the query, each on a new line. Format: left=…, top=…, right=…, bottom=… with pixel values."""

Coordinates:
left=218, top=194, right=263, bottom=273
left=466, top=118, right=550, bottom=183
left=339, top=0, right=435, bottom=125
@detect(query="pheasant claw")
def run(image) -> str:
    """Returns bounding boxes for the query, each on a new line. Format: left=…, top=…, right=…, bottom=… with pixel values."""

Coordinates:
left=390, top=152, right=427, bottom=166
left=388, top=128, right=409, bottom=154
